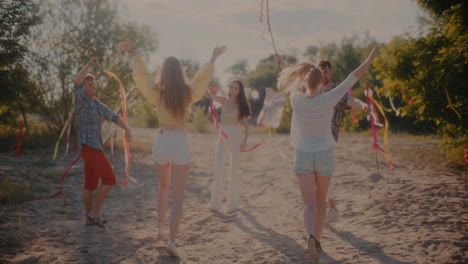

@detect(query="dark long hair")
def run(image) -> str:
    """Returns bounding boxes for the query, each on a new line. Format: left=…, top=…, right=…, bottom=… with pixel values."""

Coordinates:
left=229, top=80, right=251, bottom=121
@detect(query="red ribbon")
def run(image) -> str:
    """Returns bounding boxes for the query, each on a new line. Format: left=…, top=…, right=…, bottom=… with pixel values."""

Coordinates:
left=35, top=154, right=82, bottom=200
left=366, top=84, right=394, bottom=169
left=1, top=123, right=23, bottom=158
left=464, top=142, right=468, bottom=167
left=396, top=83, right=415, bottom=104
left=259, top=0, right=264, bottom=22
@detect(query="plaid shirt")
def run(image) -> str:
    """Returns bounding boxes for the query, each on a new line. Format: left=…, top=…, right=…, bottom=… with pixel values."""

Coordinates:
left=74, top=83, right=118, bottom=150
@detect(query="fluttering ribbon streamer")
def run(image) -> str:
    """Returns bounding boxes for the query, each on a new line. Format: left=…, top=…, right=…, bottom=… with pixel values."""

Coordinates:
left=259, top=0, right=264, bottom=22
left=464, top=142, right=468, bottom=167
left=61, top=112, right=74, bottom=159
left=104, top=70, right=135, bottom=185
left=259, top=0, right=281, bottom=69
left=444, top=85, right=462, bottom=129
left=208, top=99, right=263, bottom=153
left=35, top=154, right=82, bottom=200
left=396, top=83, right=415, bottom=104
left=1, top=123, right=24, bottom=158
left=365, top=89, right=384, bottom=128
left=14, top=123, right=24, bottom=157
left=370, top=101, right=384, bottom=127
left=0, top=152, right=11, bottom=157
left=52, top=106, right=74, bottom=160
left=387, top=89, right=400, bottom=116
left=347, top=88, right=359, bottom=124
left=366, top=84, right=394, bottom=169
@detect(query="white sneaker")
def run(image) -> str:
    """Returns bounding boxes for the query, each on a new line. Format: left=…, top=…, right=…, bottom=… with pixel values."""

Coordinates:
left=326, top=208, right=339, bottom=223
left=156, top=229, right=167, bottom=241
left=208, top=203, right=222, bottom=213
left=166, top=241, right=180, bottom=258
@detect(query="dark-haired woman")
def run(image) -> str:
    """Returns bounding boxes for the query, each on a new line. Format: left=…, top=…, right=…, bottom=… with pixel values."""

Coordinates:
left=207, top=80, right=251, bottom=213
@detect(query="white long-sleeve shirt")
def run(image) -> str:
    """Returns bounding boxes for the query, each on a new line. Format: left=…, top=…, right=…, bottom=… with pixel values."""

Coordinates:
left=289, top=74, right=359, bottom=152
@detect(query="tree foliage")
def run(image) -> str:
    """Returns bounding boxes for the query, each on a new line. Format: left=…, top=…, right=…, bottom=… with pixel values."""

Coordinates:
left=27, top=0, right=158, bottom=132
left=0, top=0, right=41, bottom=130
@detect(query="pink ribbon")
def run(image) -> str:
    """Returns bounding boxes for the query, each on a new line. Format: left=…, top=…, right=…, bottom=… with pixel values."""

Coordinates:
left=35, top=154, right=82, bottom=200
left=208, top=99, right=263, bottom=153
left=366, top=84, right=394, bottom=169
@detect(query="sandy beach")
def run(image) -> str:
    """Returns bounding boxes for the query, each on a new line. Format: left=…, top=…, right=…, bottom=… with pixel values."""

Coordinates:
left=0, top=128, right=466, bottom=264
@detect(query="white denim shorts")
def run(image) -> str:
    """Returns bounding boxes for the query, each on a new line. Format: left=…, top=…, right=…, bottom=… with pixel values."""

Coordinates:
left=293, top=148, right=335, bottom=176
left=153, top=129, right=190, bottom=165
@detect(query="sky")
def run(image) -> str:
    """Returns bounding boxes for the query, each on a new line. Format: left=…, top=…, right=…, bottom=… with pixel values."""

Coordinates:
left=121, top=0, right=422, bottom=84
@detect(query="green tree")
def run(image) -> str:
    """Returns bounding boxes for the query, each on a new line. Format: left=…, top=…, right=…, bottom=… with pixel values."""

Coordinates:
left=0, top=0, right=41, bottom=130
left=374, top=0, right=467, bottom=162
left=27, top=0, right=158, bottom=132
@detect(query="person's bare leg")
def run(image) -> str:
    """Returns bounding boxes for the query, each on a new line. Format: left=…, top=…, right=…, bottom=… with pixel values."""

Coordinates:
left=83, top=188, right=94, bottom=224
left=88, top=184, right=112, bottom=218
left=155, top=162, right=171, bottom=238
left=295, top=172, right=318, bottom=236
left=168, top=163, right=190, bottom=243
left=315, top=174, right=332, bottom=239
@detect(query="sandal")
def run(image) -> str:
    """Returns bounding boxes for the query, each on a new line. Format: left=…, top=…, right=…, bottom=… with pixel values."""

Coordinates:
left=87, top=216, right=106, bottom=229
left=85, top=219, right=108, bottom=226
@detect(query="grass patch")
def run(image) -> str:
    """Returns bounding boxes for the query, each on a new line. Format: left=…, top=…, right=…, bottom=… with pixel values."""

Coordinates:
left=0, top=178, right=35, bottom=204
left=32, top=158, right=56, bottom=168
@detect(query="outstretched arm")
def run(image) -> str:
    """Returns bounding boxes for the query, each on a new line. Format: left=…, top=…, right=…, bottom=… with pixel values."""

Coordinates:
left=75, top=57, right=97, bottom=84
left=191, top=46, right=227, bottom=103
left=117, top=41, right=160, bottom=105
left=324, top=46, right=380, bottom=105
left=347, top=97, right=368, bottom=111
left=351, top=46, right=379, bottom=79
left=115, top=117, right=132, bottom=142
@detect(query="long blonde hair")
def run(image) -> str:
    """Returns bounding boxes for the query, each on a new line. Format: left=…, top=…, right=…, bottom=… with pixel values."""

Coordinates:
left=155, top=56, right=192, bottom=120
left=277, top=63, right=323, bottom=94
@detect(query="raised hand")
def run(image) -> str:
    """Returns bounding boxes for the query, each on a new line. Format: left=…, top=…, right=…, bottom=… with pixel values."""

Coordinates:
left=87, top=57, right=98, bottom=67
left=367, top=45, right=380, bottom=63
left=210, top=45, right=227, bottom=63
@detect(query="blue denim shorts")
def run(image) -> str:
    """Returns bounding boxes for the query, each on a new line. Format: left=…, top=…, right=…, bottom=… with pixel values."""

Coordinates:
left=293, top=148, right=335, bottom=176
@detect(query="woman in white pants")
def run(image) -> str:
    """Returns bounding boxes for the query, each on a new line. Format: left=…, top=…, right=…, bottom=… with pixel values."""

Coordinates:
left=207, top=80, right=251, bottom=213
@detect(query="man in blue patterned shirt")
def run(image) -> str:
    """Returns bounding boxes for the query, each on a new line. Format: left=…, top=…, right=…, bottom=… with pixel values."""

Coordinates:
left=74, top=57, right=132, bottom=228
left=318, top=59, right=367, bottom=223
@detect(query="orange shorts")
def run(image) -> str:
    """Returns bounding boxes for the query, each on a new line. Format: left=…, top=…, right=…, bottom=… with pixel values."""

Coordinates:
left=81, top=144, right=116, bottom=190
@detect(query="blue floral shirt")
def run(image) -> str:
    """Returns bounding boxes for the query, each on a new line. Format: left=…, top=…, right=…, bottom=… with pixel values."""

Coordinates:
left=74, top=83, right=119, bottom=150
left=328, top=83, right=351, bottom=142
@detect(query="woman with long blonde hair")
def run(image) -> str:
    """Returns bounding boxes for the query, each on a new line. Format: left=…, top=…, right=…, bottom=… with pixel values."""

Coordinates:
left=278, top=46, right=379, bottom=261
left=118, top=41, right=226, bottom=258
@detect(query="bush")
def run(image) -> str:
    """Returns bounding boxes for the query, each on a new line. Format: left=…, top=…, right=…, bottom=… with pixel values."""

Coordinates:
left=188, top=105, right=211, bottom=133
left=129, top=101, right=159, bottom=128
left=439, top=124, right=467, bottom=167
left=0, top=178, right=35, bottom=204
